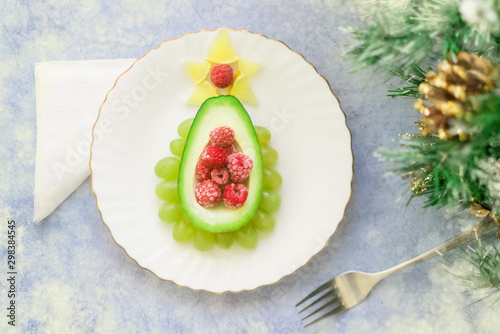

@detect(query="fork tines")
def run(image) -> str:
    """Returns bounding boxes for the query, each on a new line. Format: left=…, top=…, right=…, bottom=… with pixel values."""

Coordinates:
left=296, top=280, right=345, bottom=327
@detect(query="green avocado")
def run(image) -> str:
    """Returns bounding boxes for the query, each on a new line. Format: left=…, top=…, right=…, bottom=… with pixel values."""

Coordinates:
left=178, top=95, right=263, bottom=233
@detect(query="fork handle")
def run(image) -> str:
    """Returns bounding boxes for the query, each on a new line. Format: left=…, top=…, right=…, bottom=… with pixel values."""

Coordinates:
left=377, top=215, right=497, bottom=278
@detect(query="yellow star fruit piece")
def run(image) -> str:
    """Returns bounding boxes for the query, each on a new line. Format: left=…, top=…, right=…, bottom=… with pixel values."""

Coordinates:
left=188, top=80, right=218, bottom=105
left=237, top=58, right=263, bottom=77
left=185, top=61, right=212, bottom=84
left=205, top=29, right=239, bottom=64
left=229, top=75, right=258, bottom=105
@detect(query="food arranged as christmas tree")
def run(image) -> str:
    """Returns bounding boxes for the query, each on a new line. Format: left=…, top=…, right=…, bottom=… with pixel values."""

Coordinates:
left=154, top=29, right=282, bottom=251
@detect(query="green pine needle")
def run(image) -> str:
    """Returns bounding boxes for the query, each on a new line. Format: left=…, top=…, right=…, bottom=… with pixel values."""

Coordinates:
left=443, top=234, right=500, bottom=305
left=387, top=65, right=431, bottom=98
left=376, top=93, right=500, bottom=214
left=346, top=0, right=500, bottom=304
left=343, top=0, right=500, bottom=92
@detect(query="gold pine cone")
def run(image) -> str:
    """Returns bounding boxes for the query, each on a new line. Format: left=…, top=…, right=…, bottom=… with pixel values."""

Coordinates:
left=415, top=52, right=498, bottom=138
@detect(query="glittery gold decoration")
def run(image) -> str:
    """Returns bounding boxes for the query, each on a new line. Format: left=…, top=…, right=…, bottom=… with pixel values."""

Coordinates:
left=415, top=122, right=425, bottom=131
left=470, top=202, right=490, bottom=218
left=406, top=166, right=434, bottom=194
left=469, top=202, right=500, bottom=238
left=398, top=132, right=423, bottom=146
left=414, top=52, right=498, bottom=139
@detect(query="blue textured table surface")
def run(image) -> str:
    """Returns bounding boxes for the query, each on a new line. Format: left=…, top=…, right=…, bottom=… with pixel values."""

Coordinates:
left=1, top=0, right=497, bottom=333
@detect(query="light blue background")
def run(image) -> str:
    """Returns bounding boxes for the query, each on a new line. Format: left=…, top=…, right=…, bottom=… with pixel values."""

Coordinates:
left=1, top=0, right=497, bottom=333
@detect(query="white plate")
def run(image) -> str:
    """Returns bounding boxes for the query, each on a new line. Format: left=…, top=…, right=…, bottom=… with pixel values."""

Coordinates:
left=90, top=29, right=353, bottom=293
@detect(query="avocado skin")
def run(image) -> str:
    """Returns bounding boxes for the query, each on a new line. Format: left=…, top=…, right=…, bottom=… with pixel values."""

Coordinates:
left=178, top=95, right=263, bottom=233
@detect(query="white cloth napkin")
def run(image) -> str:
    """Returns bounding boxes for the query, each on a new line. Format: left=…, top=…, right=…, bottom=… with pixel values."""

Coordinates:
left=34, top=59, right=135, bottom=223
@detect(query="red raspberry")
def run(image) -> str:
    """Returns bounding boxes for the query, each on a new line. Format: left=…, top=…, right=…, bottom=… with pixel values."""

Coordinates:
left=223, top=183, right=248, bottom=209
left=196, top=160, right=212, bottom=180
left=195, top=180, right=222, bottom=208
left=210, top=64, right=234, bottom=89
left=210, top=126, right=235, bottom=148
left=211, top=167, right=229, bottom=185
left=201, top=145, right=227, bottom=168
left=226, top=153, right=253, bottom=182
left=223, top=144, right=236, bottom=157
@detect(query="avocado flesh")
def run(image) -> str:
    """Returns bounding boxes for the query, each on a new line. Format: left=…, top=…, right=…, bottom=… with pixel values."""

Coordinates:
left=178, top=95, right=263, bottom=233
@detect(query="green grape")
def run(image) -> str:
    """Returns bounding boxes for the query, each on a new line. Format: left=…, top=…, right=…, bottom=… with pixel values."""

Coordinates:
left=172, top=219, right=195, bottom=243
left=234, top=224, right=258, bottom=249
left=155, top=180, right=178, bottom=202
left=170, top=138, right=186, bottom=157
left=251, top=210, right=275, bottom=232
left=262, top=168, right=282, bottom=190
left=255, top=126, right=271, bottom=145
left=154, top=157, right=180, bottom=180
left=261, top=145, right=278, bottom=166
left=177, top=118, right=194, bottom=138
left=158, top=202, right=182, bottom=223
left=259, top=190, right=281, bottom=213
left=214, top=232, right=234, bottom=249
left=193, top=229, right=214, bottom=251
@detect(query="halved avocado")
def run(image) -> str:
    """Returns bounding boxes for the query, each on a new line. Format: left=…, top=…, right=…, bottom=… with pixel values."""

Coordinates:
left=178, top=95, right=263, bottom=233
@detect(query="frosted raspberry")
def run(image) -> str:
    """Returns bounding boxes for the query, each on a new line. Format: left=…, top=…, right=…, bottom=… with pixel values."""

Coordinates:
left=210, top=126, right=235, bottom=148
left=210, top=64, right=234, bottom=89
left=211, top=167, right=229, bottom=185
left=223, top=183, right=248, bottom=209
left=227, top=153, right=253, bottom=182
left=223, top=144, right=236, bottom=157
left=201, top=145, right=227, bottom=168
left=195, top=180, right=222, bottom=208
left=196, top=160, right=212, bottom=180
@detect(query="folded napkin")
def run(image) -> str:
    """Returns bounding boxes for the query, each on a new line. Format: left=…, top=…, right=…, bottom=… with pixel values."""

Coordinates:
left=34, top=59, right=135, bottom=223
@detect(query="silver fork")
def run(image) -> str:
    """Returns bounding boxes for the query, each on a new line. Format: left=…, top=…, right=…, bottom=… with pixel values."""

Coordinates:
left=296, top=215, right=497, bottom=327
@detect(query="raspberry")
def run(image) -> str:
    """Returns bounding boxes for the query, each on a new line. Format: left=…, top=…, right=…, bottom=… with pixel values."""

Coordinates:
left=195, top=180, right=222, bottom=208
left=201, top=145, right=227, bottom=168
left=196, top=160, right=212, bottom=180
left=223, top=183, right=248, bottom=209
left=223, top=144, right=236, bottom=157
left=211, top=167, right=229, bottom=185
left=210, top=126, right=235, bottom=148
left=226, top=153, right=253, bottom=182
left=210, top=64, right=234, bottom=89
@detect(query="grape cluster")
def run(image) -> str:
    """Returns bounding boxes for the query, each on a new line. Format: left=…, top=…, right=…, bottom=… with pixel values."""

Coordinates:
left=155, top=119, right=282, bottom=251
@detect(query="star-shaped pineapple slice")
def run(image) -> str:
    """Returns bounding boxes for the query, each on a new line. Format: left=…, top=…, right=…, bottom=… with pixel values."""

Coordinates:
left=205, top=29, right=239, bottom=64
left=187, top=80, right=218, bottom=105
left=229, top=74, right=258, bottom=105
left=237, top=58, right=263, bottom=77
left=186, top=29, right=262, bottom=106
left=185, top=61, right=212, bottom=84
